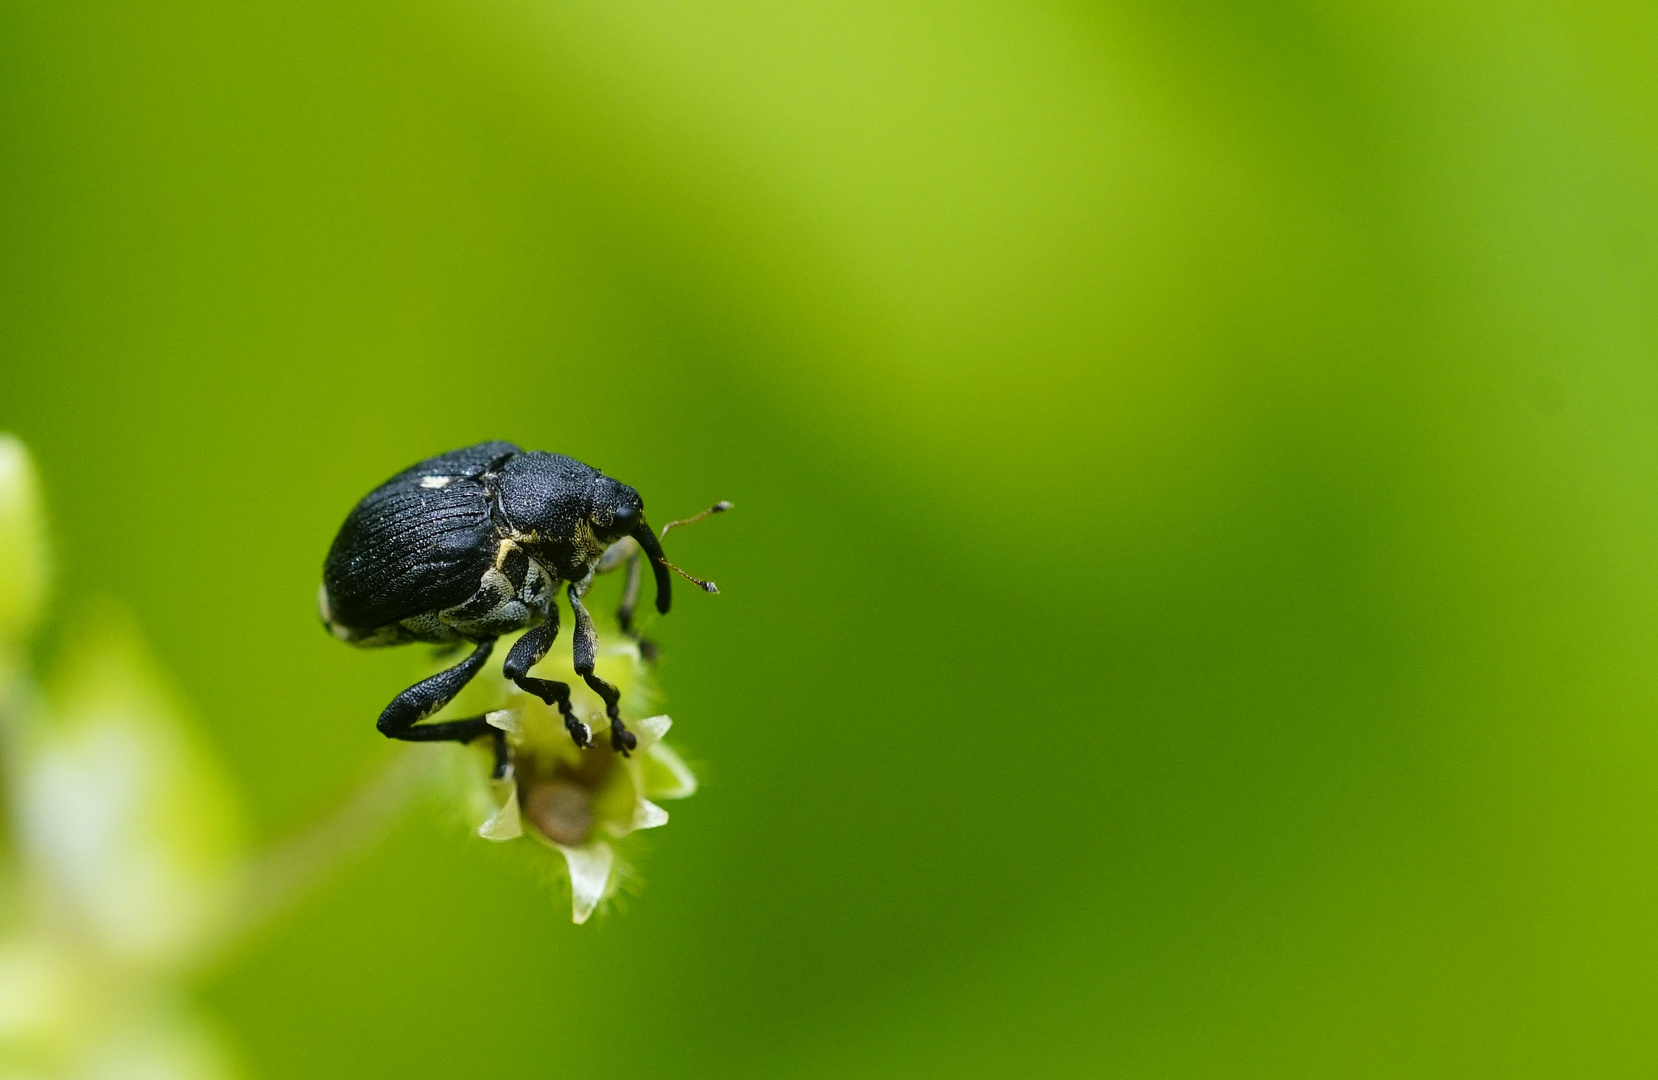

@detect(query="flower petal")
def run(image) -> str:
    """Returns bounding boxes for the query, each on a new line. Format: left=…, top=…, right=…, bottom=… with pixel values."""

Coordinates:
left=641, top=741, right=698, bottom=800
left=602, top=796, right=670, bottom=839
left=554, top=842, right=614, bottom=924
left=484, top=709, right=520, bottom=735
left=477, top=780, right=522, bottom=841
left=630, top=714, right=672, bottom=752
left=632, top=799, right=669, bottom=831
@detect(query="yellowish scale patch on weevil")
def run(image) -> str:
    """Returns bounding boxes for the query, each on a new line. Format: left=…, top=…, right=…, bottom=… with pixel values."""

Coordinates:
left=571, top=519, right=605, bottom=563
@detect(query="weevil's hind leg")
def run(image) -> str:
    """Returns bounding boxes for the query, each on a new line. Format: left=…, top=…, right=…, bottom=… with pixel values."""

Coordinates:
left=568, top=580, right=636, bottom=755
left=376, top=639, right=504, bottom=769
left=502, top=614, right=591, bottom=749
left=616, top=551, right=663, bottom=663
left=615, top=549, right=644, bottom=636
left=596, top=538, right=660, bottom=663
left=386, top=718, right=508, bottom=778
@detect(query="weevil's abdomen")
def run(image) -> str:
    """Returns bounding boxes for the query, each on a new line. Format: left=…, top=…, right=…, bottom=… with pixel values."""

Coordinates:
left=434, top=537, right=555, bottom=640
left=321, top=442, right=520, bottom=645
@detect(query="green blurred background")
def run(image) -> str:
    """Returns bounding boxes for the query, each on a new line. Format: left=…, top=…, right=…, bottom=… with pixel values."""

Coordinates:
left=4, top=0, right=1658, bottom=1075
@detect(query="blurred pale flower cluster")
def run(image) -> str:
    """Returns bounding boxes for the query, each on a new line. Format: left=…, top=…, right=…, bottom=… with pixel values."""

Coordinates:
left=0, top=434, right=700, bottom=1077
left=0, top=436, right=244, bottom=1079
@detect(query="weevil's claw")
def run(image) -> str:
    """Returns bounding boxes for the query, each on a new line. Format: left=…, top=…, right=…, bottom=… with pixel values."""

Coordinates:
left=611, top=722, right=637, bottom=757
left=565, top=717, right=593, bottom=749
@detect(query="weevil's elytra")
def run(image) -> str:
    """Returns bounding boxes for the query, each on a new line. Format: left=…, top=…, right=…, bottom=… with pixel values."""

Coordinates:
left=320, top=442, right=722, bottom=767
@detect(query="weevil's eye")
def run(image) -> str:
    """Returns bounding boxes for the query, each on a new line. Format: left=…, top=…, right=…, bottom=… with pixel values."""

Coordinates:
left=592, top=496, right=640, bottom=539
left=590, top=479, right=644, bottom=540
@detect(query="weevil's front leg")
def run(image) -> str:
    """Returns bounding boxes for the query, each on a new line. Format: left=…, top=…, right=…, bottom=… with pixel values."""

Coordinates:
left=502, top=613, right=591, bottom=749
left=377, top=638, right=505, bottom=769
left=568, top=580, right=636, bottom=754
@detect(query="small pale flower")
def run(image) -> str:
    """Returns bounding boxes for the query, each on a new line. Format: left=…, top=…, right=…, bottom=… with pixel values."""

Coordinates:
left=444, top=627, right=700, bottom=923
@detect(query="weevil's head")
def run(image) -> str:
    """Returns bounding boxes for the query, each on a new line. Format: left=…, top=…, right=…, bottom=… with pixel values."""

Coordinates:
left=499, top=452, right=707, bottom=617
left=588, top=476, right=644, bottom=545
left=588, top=475, right=674, bottom=616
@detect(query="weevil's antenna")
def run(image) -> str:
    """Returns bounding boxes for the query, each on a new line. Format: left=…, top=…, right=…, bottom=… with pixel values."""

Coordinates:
left=663, top=560, right=719, bottom=594
left=661, top=500, right=733, bottom=539
left=632, top=502, right=729, bottom=613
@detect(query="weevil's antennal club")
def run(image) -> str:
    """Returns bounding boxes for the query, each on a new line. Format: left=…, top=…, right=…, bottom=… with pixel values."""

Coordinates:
left=665, top=560, right=719, bottom=594
left=661, top=500, right=733, bottom=539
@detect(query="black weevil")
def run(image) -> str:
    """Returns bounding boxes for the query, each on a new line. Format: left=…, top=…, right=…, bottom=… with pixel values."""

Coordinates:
left=320, top=442, right=723, bottom=766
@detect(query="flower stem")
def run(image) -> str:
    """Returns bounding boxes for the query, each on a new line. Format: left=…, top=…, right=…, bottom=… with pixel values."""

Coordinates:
left=203, top=746, right=440, bottom=965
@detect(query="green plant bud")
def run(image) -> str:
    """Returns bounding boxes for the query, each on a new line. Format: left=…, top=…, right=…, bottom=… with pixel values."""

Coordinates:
left=0, top=435, right=50, bottom=645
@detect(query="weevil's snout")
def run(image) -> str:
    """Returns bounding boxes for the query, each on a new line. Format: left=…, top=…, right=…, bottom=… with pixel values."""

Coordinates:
left=633, top=517, right=721, bottom=617
left=598, top=479, right=723, bottom=617
left=632, top=521, right=675, bottom=615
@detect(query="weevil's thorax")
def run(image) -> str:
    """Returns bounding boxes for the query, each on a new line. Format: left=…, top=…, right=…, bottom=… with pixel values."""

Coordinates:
left=492, top=452, right=610, bottom=580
